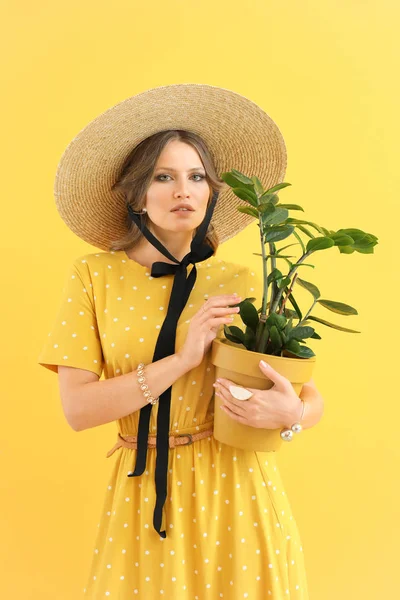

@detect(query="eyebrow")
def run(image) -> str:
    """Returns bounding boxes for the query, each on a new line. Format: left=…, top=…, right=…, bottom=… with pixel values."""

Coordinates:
left=154, top=166, right=206, bottom=173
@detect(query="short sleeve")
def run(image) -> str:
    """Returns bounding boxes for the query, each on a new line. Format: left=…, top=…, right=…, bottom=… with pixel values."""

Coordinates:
left=38, top=256, right=104, bottom=377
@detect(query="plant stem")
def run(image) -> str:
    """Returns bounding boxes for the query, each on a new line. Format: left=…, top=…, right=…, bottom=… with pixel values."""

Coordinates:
left=270, top=251, right=313, bottom=314
left=268, top=242, right=278, bottom=316
left=278, top=272, right=299, bottom=315
left=259, top=221, right=268, bottom=324
left=298, top=298, right=318, bottom=326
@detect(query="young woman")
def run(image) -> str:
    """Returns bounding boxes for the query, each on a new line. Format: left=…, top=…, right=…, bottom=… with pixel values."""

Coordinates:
left=38, top=84, right=324, bottom=599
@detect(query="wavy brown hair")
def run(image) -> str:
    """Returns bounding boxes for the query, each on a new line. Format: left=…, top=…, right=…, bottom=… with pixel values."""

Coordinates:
left=109, top=129, right=228, bottom=254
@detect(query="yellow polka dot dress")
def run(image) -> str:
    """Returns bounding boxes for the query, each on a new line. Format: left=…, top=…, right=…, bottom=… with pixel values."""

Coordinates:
left=38, top=250, right=309, bottom=599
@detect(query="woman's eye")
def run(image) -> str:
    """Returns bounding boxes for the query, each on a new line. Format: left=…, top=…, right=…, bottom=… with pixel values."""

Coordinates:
left=156, top=174, right=205, bottom=181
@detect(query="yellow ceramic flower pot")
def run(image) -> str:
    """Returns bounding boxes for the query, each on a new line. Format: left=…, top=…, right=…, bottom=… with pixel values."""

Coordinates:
left=210, top=338, right=316, bottom=451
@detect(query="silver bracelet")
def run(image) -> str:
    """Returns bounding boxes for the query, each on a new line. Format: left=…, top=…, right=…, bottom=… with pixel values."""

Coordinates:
left=136, top=363, right=159, bottom=406
left=280, top=399, right=306, bottom=442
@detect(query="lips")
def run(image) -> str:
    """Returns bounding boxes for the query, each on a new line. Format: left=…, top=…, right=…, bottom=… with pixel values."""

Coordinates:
left=171, top=203, right=194, bottom=211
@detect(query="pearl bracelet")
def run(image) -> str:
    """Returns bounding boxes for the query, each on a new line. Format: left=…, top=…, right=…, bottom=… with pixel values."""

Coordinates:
left=280, top=399, right=306, bottom=442
left=136, top=362, right=159, bottom=406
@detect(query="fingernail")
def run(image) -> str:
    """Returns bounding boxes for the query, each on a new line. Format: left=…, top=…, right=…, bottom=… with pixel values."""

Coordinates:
left=260, top=360, right=267, bottom=367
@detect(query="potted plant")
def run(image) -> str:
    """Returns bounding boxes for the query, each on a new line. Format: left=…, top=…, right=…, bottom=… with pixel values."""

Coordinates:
left=211, top=169, right=378, bottom=451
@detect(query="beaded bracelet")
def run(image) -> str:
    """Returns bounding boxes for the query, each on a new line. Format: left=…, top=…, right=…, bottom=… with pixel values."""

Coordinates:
left=136, top=362, right=159, bottom=405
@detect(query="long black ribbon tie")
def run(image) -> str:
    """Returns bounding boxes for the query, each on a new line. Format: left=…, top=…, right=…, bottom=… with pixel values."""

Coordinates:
left=126, top=191, right=219, bottom=538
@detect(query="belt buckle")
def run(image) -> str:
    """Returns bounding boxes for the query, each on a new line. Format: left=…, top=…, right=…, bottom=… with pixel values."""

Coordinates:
left=176, top=433, right=193, bottom=446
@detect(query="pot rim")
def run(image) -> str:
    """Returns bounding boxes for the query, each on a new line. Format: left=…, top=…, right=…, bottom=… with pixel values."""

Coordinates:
left=212, top=336, right=317, bottom=364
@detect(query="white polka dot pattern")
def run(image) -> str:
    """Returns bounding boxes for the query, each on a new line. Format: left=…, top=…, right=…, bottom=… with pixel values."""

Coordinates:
left=38, top=251, right=309, bottom=598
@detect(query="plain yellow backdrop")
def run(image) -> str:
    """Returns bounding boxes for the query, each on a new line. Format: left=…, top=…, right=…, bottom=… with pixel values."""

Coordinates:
left=1, top=0, right=398, bottom=598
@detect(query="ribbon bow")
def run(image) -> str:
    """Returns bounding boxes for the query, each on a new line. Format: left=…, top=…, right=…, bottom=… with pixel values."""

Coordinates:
left=126, top=192, right=218, bottom=537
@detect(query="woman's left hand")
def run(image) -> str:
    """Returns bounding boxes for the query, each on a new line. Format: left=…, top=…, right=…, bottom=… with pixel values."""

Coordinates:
left=213, top=360, right=303, bottom=429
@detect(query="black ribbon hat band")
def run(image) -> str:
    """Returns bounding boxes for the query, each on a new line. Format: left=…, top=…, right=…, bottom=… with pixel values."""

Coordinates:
left=126, top=191, right=219, bottom=538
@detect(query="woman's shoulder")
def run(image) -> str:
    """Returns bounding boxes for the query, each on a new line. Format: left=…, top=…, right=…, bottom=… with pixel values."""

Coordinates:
left=70, top=250, right=125, bottom=274
left=209, top=254, right=250, bottom=277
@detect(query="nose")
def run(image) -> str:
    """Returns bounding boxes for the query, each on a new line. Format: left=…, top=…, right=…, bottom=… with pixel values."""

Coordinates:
left=173, top=178, right=191, bottom=198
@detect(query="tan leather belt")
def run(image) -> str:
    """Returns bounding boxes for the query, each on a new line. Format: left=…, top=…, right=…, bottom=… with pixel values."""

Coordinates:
left=106, top=426, right=214, bottom=458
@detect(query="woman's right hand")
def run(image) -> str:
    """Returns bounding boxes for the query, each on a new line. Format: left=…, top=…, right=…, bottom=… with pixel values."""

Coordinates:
left=177, top=294, right=242, bottom=370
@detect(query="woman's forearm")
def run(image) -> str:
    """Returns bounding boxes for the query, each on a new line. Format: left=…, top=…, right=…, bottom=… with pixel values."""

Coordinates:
left=298, top=380, right=325, bottom=430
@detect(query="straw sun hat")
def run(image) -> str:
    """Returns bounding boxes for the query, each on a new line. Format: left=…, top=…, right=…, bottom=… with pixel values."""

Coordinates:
left=53, top=83, right=287, bottom=250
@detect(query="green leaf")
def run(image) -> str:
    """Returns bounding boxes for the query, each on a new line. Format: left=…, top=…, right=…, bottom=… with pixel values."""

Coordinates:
left=292, top=229, right=306, bottom=254
left=286, top=218, right=326, bottom=235
left=226, top=325, right=246, bottom=342
left=329, top=233, right=355, bottom=246
left=317, top=299, right=358, bottom=315
left=288, top=326, right=315, bottom=341
left=296, top=278, right=321, bottom=299
left=310, top=331, right=322, bottom=339
left=287, top=292, right=303, bottom=320
left=284, top=344, right=316, bottom=358
left=276, top=242, right=301, bottom=254
left=231, top=168, right=255, bottom=185
left=297, top=224, right=315, bottom=238
left=338, top=246, right=356, bottom=255
left=266, top=312, right=287, bottom=330
left=239, top=299, right=259, bottom=333
left=285, top=338, right=301, bottom=353
left=232, top=187, right=259, bottom=206
left=307, top=315, right=361, bottom=333
left=265, top=182, right=292, bottom=194
left=269, top=325, right=282, bottom=348
left=244, top=326, right=256, bottom=349
left=253, top=252, right=295, bottom=260
left=264, top=225, right=294, bottom=243
left=306, top=237, right=335, bottom=252
left=267, top=268, right=284, bottom=285
left=259, top=192, right=280, bottom=205
left=237, top=206, right=259, bottom=218
left=276, top=204, right=304, bottom=212
left=223, top=325, right=246, bottom=346
left=277, top=276, right=291, bottom=289
left=260, top=206, right=288, bottom=226
left=251, top=176, right=264, bottom=196
left=220, top=172, right=256, bottom=193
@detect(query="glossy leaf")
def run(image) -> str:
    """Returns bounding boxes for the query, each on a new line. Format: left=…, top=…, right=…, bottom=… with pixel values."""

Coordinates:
left=251, top=176, right=264, bottom=196
left=223, top=325, right=246, bottom=346
left=259, top=192, right=280, bottom=205
left=317, top=299, right=358, bottom=315
left=269, top=325, right=282, bottom=348
left=220, top=172, right=255, bottom=193
left=231, top=168, right=255, bottom=185
left=296, top=278, right=321, bottom=299
left=232, top=187, right=259, bottom=206
left=288, top=326, right=315, bottom=341
left=239, top=299, right=259, bottom=333
left=306, top=237, right=336, bottom=252
left=264, top=225, right=294, bottom=243
left=277, top=204, right=304, bottom=212
left=264, top=182, right=292, bottom=194
left=237, top=206, right=259, bottom=218
left=307, top=315, right=361, bottom=333
left=266, top=312, right=287, bottom=330
left=260, top=206, right=288, bottom=226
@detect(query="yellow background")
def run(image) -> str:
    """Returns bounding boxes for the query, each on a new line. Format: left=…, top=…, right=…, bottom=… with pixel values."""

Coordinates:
left=1, top=1, right=398, bottom=598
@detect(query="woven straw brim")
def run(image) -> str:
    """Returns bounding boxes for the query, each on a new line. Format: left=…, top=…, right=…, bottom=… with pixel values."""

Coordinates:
left=54, top=83, right=287, bottom=251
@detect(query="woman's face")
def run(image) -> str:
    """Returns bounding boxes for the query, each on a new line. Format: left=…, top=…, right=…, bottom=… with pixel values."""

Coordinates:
left=144, top=140, right=211, bottom=236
